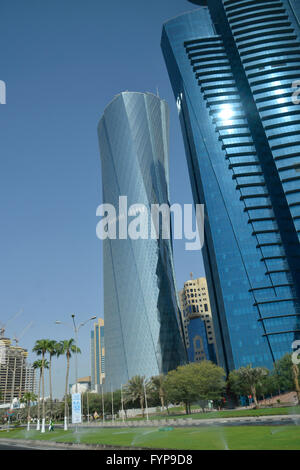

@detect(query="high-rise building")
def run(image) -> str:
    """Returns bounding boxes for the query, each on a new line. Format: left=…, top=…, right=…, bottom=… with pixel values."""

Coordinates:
left=98, top=92, right=187, bottom=390
left=24, top=366, right=36, bottom=397
left=0, top=338, right=35, bottom=404
left=178, top=276, right=218, bottom=364
left=91, top=318, right=105, bottom=392
left=161, top=0, right=300, bottom=373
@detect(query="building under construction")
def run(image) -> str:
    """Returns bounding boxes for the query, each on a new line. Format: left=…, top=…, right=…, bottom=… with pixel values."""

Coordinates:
left=0, top=337, right=36, bottom=405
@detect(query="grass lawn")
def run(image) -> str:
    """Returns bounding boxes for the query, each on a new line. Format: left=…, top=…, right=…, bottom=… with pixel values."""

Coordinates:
left=1, top=425, right=300, bottom=450
left=115, top=405, right=300, bottom=421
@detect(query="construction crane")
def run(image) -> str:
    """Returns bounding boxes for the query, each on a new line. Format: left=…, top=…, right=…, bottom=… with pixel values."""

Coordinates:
left=0, top=308, right=23, bottom=339
left=13, top=321, right=33, bottom=346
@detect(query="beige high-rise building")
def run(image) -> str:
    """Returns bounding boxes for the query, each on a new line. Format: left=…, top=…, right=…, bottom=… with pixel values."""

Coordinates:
left=178, top=276, right=218, bottom=364
left=91, top=318, right=105, bottom=392
left=0, top=337, right=35, bottom=404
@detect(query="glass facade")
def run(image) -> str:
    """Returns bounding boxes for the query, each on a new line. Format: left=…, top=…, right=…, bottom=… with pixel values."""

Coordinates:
left=161, top=0, right=300, bottom=373
left=187, top=316, right=217, bottom=364
left=98, top=92, right=187, bottom=391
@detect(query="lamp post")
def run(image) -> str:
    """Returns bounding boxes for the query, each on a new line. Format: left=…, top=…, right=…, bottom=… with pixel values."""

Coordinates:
left=87, top=391, right=90, bottom=424
left=5, top=352, right=18, bottom=432
left=111, top=386, right=114, bottom=425
left=143, top=378, right=149, bottom=422
left=71, top=315, right=79, bottom=398
left=55, top=314, right=96, bottom=432
left=101, top=384, right=105, bottom=425
left=121, top=384, right=125, bottom=423
left=10, top=355, right=17, bottom=412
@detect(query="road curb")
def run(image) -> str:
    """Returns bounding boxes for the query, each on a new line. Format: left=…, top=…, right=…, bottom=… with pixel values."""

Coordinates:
left=0, top=438, right=163, bottom=451
left=71, top=414, right=300, bottom=428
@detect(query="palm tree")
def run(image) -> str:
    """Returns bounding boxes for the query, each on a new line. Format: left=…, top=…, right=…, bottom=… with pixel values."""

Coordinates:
left=235, top=365, right=268, bottom=407
left=33, top=359, right=49, bottom=430
left=292, top=363, right=300, bottom=404
left=123, top=375, right=150, bottom=418
left=20, top=392, right=37, bottom=430
left=32, top=340, right=49, bottom=432
left=151, top=375, right=167, bottom=411
left=58, top=339, right=81, bottom=430
left=46, top=340, right=60, bottom=417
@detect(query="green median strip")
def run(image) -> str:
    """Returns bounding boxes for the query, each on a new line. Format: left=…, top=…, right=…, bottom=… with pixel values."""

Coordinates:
left=1, top=425, right=300, bottom=450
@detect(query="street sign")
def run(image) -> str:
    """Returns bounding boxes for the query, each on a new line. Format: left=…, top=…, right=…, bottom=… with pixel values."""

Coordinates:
left=72, top=393, right=82, bottom=424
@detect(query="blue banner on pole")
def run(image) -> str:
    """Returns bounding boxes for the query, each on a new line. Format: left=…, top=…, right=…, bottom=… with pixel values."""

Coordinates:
left=72, top=393, right=82, bottom=424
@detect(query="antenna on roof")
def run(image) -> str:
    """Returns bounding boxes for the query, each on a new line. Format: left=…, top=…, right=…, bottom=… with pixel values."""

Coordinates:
left=156, top=86, right=160, bottom=98
left=190, top=272, right=193, bottom=279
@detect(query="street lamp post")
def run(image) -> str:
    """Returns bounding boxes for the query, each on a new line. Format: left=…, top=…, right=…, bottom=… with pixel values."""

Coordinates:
left=71, top=315, right=79, bottom=394
left=111, top=386, right=114, bottom=425
left=101, top=384, right=105, bottom=425
left=144, top=378, right=149, bottom=422
left=87, top=392, right=90, bottom=424
left=121, top=384, right=125, bottom=423
left=10, top=355, right=17, bottom=410
left=55, top=314, right=96, bottom=433
left=6, top=353, right=18, bottom=432
left=71, top=314, right=79, bottom=434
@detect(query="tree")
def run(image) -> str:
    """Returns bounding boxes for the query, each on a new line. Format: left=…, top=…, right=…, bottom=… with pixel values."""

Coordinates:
left=231, top=365, right=268, bottom=407
left=79, top=392, right=123, bottom=420
left=228, top=369, right=250, bottom=399
left=20, top=392, right=37, bottom=427
left=46, top=340, right=60, bottom=417
left=195, top=361, right=226, bottom=405
left=58, top=339, right=81, bottom=429
left=164, top=361, right=226, bottom=415
left=104, top=389, right=122, bottom=418
left=257, top=373, right=279, bottom=402
left=292, top=363, right=300, bottom=405
left=81, top=392, right=101, bottom=419
left=33, top=359, right=49, bottom=428
left=150, top=375, right=168, bottom=411
left=274, top=353, right=300, bottom=396
left=32, top=339, right=50, bottom=430
left=123, top=376, right=151, bottom=418
left=52, top=400, right=65, bottom=421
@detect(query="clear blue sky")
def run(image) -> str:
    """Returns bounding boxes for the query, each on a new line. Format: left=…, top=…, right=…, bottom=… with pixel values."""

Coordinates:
left=0, top=0, right=204, bottom=398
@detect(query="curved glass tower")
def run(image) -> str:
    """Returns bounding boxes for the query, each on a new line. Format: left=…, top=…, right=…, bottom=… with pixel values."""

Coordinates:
left=98, top=92, right=187, bottom=390
left=161, top=0, right=300, bottom=372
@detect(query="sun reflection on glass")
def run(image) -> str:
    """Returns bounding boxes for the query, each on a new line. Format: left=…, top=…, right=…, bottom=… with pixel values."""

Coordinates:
left=218, top=104, right=235, bottom=121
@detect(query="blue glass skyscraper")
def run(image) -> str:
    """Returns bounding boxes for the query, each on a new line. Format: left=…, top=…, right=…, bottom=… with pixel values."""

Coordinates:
left=98, top=92, right=187, bottom=390
left=161, top=0, right=300, bottom=373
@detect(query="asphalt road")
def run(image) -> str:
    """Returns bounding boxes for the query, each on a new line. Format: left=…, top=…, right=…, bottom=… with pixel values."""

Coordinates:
left=0, top=441, right=66, bottom=450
